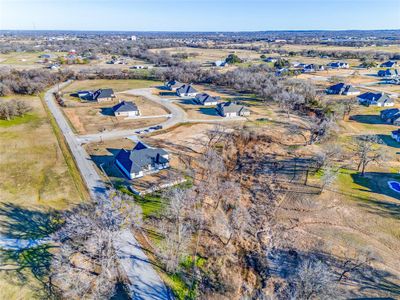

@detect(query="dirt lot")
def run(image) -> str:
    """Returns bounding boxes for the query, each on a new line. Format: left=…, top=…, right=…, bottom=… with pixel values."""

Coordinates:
left=62, top=95, right=168, bottom=135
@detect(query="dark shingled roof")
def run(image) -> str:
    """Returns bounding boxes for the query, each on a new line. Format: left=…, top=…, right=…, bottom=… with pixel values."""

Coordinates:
left=93, top=88, right=115, bottom=100
left=112, top=101, right=139, bottom=113
left=195, top=93, right=219, bottom=104
left=116, top=142, right=169, bottom=174
left=166, top=80, right=184, bottom=89
left=217, top=102, right=249, bottom=114
left=177, top=84, right=197, bottom=94
left=327, top=83, right=358, bottom=94
left=358, top=92, right=392, bottom=104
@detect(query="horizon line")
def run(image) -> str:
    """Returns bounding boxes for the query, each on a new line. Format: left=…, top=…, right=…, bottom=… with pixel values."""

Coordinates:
left=1, top=28, right=400, bottom=33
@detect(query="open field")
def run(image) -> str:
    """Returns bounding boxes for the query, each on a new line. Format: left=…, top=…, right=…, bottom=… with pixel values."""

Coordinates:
left=272, top=43, right=400, bottom=54
left=0, top=51, right=67, bottom=65
left=62, top=79, right=162, bottom=95
left=0, top=95, right=82, bottom=207
left=149, top=47, right=261, bottom=64
left=0, top=95, right=84, bottom=299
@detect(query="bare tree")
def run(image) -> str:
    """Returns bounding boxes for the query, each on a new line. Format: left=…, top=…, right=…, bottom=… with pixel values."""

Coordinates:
left=353, top=135, right=387, bottom=176
left=49, top=191, right=142, bottom=299
left=285, top=258, right=341, bottom=300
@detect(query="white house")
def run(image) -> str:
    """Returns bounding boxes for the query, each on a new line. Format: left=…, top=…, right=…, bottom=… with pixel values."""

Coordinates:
left=216, top=102, right=250, bottom=117
left=112, top=101, right=140, bottom=117
left=176, top=84, right=198, bottom=97
left=115, top=142, right=169, bottom=179
left=357, top=92, right=394, bottom=107
left=194, top=93, right=219, bottom=106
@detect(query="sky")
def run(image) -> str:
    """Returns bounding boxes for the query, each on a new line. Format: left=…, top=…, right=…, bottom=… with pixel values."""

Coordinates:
left=0, top=0, right=399, bottom=32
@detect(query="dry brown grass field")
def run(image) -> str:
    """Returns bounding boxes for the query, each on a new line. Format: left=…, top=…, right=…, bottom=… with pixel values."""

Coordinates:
left=62, top=79, right=162, bottom=96
left=0, top=95, right=83, bottom=299
left=149, top=47, right=261, bottom=64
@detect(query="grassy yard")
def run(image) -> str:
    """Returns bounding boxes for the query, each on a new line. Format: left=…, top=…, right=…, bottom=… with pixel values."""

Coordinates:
left=0, top=95, right=85, bottom=299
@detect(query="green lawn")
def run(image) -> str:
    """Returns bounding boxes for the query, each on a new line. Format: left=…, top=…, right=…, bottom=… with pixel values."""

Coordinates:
left=0, top=113, right=40, bottom=127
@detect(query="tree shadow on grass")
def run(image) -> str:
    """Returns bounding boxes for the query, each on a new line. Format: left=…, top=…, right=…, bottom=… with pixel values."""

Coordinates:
left=349, top=172, right=400, bottom=221
left=267, top=248, right=400, bottom=298
left=0, top=203, right=61, bottom=295
left=349, top=115, right=387, bottom=125
left=0, top=203, right=61, bottom=240
left=198, top=107, right=219, bottom=116
left=100, top=107, right=115, bottom=116
left=376, top=134, right=400, bottom=149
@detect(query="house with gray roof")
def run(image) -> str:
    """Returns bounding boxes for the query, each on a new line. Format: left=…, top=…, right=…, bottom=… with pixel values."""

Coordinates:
left=380, top=108, right=400, bottom=125
left=392, top=129, right=400, bottom=142
left=380, top=61, right=397, bottom=68
left=115, top=142, right=169, bottom=179
left=176, top=84, right=198, bottom=97
left=327, top=61, right=349, bottom=69
left=377, top=69, right=399, bottom=79
left=92, top=88, right=116, bottom=102
left=79, top=88, right=116, bottom=102
left=214, top=60, right=228, bottom=67
left=165, top=80, right=184, bottom=91
left=112, top=101, right=140, bottom=117
left=357, top=92, right=394, bottom=107
left=216, top=102, right=250, bottom=117
left=326, top=83, right=360, bottom=96
left=194, top=93, right=219, bottom=106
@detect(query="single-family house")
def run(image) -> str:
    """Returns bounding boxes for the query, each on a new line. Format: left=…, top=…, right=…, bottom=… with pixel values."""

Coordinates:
left=216, top=102, right=250, bottom=117
left=194, top=93, right=219, bottom=106
left=165, top=80, right=184, bottom=91
left=391, top=129, right=400, bottom=142
left=357, top=92, right=394, bottom=107
left=92, top=88, right=116, bottom=102
left=48, top=63, right=60, bottom=70
left=380, top=61, right=397, bottom=68
left=380, top=108, right=399, bottom=122
left=302, top=64, right=315, bottom=73
left=112, top=101, right=140, bottom=117
left=380, top=108, right=400, bottom=125
left=377, top=69, right=399, bottom=78
left=275, top=68, right=289, bottom=76
left=176, top=84, right=198, bottom=97
left=214, top=60, right=228, bottom=67
left=326, top=83, right=360, bottom=95
left=327, top=61, right=349, bottom=69
left=78, top=89, right=115, bottom=102
left=115, top=142, right=170, bottom=179
left=264, top=57, right=278, bottom=63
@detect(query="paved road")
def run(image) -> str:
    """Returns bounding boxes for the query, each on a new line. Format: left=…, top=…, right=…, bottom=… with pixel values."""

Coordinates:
left=77, top=88, right=187, bottom=144
left=77, top=88, right=244, bottom=144
left=44, top=83, right=171, bottom=300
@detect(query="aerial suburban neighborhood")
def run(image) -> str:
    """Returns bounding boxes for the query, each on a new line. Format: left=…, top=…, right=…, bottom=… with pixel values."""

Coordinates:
left=0, top=1, right=400, bottom=300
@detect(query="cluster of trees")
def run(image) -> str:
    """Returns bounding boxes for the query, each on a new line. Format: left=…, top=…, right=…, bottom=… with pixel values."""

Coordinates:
left=225, top=53, right=243, bottom=64
left=49, top=192, right=142, bottom=299
left=0, top=68, right=73, bottom=96
left=0, top=99, right=31, bottom=120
